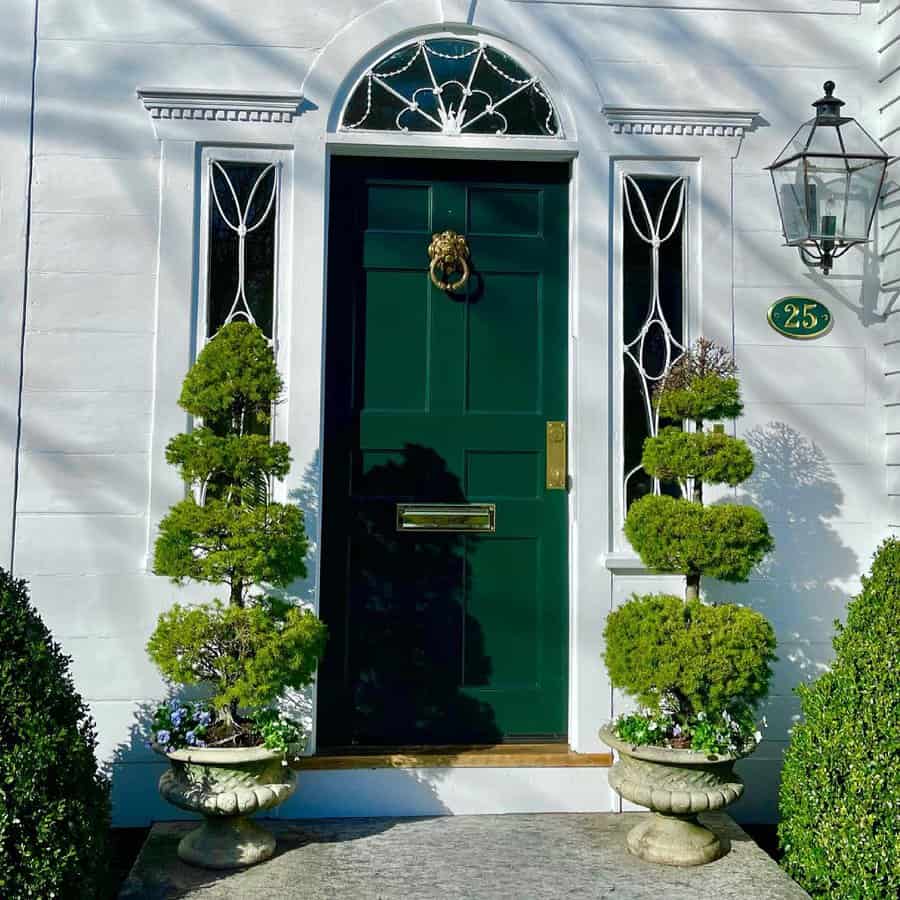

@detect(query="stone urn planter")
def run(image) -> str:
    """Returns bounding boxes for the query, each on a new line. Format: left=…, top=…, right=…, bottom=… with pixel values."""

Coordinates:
left=156, top=745, right=296, bottom=869
left=600, top=725, right=745, bottom=867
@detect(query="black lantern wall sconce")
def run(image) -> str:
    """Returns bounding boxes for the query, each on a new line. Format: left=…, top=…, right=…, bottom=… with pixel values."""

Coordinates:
left=768, top=82, right=890, bottom=275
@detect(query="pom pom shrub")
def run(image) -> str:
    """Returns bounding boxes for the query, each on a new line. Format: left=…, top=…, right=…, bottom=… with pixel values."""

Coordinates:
left=624, top=494, right=772, bottom=584
left=608, top=339, right=775, bottom=754
left=778, top=538, right=900, bottom=898
left=0, top=569, right=110, bottom=898
left=642, top=427, right=754, bottom=486
left=653, top=337, right=744, bottom=423
left=604, top=594, right=775, bottom=720
left=625, top=339, right=772, bottom=601
left=148, top=599, right=327, bottom=713
left=150, top=321, right=327, bottom=746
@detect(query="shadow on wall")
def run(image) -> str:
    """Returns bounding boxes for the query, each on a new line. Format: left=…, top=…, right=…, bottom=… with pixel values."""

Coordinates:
left=707, top=421, right=858, bottom=821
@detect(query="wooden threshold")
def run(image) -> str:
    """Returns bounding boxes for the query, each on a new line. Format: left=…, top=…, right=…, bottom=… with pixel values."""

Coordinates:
left=294, top=743, right=613, bottom=770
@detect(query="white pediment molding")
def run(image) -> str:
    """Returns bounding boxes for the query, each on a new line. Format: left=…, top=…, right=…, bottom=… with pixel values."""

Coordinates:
left=603, top=106, right=760, bottom=138
left=137, top=87, right=302, bottom=124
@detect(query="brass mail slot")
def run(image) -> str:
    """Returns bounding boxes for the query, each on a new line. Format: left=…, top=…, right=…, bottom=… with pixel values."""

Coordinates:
left=396, top=503, right=496, bottom=533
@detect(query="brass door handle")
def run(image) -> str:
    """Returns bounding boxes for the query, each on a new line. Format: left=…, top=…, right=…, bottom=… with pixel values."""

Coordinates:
left=546, top=421, right=567, bottom=490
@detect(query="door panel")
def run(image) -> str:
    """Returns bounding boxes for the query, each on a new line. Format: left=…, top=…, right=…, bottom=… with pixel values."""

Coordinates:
left=319, top=158, right=569, bottom=747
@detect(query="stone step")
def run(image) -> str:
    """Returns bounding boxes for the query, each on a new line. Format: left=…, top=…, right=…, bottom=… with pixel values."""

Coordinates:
left=120, top=812, right=809, bottom=899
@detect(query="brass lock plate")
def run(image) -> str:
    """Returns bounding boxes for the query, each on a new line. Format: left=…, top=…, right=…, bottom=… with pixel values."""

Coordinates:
left=546, top=421, right=567, bottom=490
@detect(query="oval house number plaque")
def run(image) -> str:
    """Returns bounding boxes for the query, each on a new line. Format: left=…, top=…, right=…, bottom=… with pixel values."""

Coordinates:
left=767, top=297, right=833, bottom=340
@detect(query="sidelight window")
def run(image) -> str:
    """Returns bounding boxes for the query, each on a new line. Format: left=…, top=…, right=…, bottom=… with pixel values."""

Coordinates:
left=202, top=155, right=283, bottom=341
left=620, top=173, right=689, bottom=513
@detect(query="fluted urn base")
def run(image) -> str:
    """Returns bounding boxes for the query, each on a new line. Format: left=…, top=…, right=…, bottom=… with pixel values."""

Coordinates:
left=599, top=725, right=745, bottom=868
left=156, top=745, right=296, bottom=870
left=626, top=812, right=724, bottom=866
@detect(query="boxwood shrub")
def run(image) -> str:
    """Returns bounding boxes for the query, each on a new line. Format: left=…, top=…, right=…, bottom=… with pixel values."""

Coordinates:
left=778, top=539, right=900, bottom=898
left=0, top=569, right=110, bottom=898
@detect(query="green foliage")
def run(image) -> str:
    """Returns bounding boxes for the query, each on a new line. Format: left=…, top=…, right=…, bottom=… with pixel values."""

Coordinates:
left=654, top=337, right=744, bottom=423
left=147, top=600, right=327, bottom=713
left=655, top=374, right=743, bottom=423
left=615, top=705, right=762, bottom=756
left=642, top=427, right=754, bottom=486
left=0, top=569, right=110, bottom=899
left=149, top=321, right=326, bottom=743
left=166, top=429, right=291, bottom=499
left=625, top=494, right=773, bottom=583
left=610, top=340, right=775, bottom=759
left=154, top=497, right=308, bottom=592
left=178, top=321, right=282, bottom=429
left=604, top=594, right=775, bottom=722
left=779, top=539, right=900, bottom=898
left=251, top=708, right=306, bottom=757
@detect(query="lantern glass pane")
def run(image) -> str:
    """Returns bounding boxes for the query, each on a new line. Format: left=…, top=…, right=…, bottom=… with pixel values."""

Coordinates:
left=772, top=122, right=813, bottom=166
left=844, top=159, right=886, bottom=241
left=804, top=156, right=884, bottom=242
left=804, top=123, right=845, bottom=157
left=804, top=156, right=848, bottom=240
left=835, top=120, right=887, bottom=157
left=771, top=159, right=810, bottom=243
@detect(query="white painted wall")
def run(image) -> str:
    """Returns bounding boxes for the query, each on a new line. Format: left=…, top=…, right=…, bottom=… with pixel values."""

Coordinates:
left=0, top=3, right=37, bottom=569
left=5, top=0, right=889, bottom=825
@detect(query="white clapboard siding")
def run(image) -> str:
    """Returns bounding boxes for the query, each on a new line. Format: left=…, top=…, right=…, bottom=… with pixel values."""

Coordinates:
left=881, top=2, right=900, bottom=289
left=881, top=4, right=900, bottom=525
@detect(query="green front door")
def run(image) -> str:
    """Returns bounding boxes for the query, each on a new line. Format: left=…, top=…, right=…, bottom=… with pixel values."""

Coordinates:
left=318, top=157, right=569, bottom=747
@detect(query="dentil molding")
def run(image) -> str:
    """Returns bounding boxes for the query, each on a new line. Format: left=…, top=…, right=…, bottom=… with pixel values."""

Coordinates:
left=137, top=87, right=303, bottom=124
left=603, top=106, right=760, bottom=138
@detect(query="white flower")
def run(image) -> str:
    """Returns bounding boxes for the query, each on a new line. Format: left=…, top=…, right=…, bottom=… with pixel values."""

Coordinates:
left=697, top=711, right=706, bottom=721
left=648, top=721, right=658, bottom=731
left=753, top=730, right=763, bottom=744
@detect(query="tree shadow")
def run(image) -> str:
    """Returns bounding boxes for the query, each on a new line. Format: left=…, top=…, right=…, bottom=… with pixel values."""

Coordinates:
left=318, top=443, right=501, bottom=747
left=708, top=422, right=857, bottom=639
left=706, top=421, right=858, bottom=821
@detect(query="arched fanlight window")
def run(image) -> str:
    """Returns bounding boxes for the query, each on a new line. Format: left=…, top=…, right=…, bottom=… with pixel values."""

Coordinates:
left=342, top=38, right=560, bottom=137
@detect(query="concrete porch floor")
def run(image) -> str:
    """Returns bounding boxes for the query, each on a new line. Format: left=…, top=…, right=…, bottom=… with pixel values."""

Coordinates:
left=119, top=812, right=809, bottom=899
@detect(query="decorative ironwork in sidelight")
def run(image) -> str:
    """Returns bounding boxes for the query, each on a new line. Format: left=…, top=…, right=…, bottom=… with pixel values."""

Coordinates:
left=622, top=175, right=687, bottom=508
left=206, top=160, right=280, bottom=339
left=341, top=38, right=559, bottom=137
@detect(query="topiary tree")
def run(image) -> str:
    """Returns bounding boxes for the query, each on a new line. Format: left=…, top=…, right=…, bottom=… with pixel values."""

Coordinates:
left=604, top=339, right=776, bottom=754
left=148, top=321, right=327, bottom=747
left=0, top=568, right=110, bottom=898
left=778, top=538, right=900, bottom=898
left=625, top=337, right=773, bottom=601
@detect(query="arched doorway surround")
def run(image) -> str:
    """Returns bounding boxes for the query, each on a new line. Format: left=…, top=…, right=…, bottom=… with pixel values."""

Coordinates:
left=282, top=4, right=613, bottom=765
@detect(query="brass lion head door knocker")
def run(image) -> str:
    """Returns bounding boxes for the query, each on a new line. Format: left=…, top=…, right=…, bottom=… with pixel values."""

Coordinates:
left=428, top=230, right=470, bottom=292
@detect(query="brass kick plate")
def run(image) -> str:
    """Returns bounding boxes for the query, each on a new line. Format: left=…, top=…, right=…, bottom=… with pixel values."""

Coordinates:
left=396, top=503, right=496, bottom=533
left=546, top=421, right=567, bottom=490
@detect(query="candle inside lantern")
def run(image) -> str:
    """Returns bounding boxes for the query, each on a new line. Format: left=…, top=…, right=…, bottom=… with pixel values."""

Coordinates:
left=822, top=214, right=837, bottom=249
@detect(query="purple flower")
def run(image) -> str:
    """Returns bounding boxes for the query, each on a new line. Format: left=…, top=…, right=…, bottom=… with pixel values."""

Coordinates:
left=171, top=707, right=187, bottom=727
left=197, top=711, right=212, bottom=727
left=186, top=730, right=198, bottom=746
left=672, top=724, right=683, bottom=737
left=156, top=730, right=171, bottom=745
